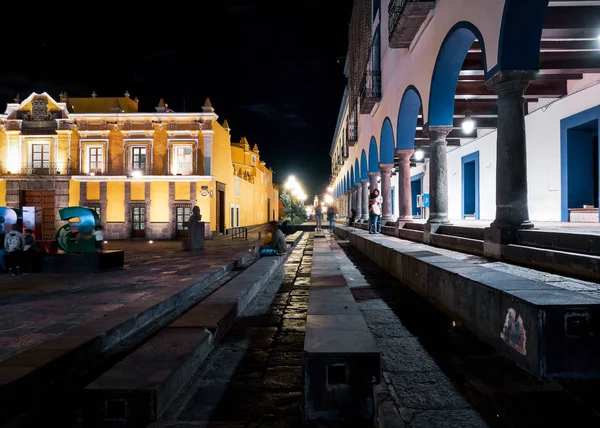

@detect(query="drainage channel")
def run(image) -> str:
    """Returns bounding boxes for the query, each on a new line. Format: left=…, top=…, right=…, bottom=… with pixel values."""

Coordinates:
left=16, top=263, right=251, bottom=428
left=333, top=238, right=600, bottom=428
left=155, top=234, right=330, bottom=428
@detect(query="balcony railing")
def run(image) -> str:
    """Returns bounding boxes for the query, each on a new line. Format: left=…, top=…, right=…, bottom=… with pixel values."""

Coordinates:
left=359, top=70, right=382, bottom=114
left=346, top=116, right=358, bottom=146
left=0, top=162, right=76, bottom=176
left=171, top=162, right=194, bottom=175
left=388, top=0, right=436, bottom=49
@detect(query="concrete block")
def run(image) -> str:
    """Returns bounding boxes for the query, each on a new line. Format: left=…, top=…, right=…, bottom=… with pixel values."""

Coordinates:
left=170, top=303, right=237, bottom=341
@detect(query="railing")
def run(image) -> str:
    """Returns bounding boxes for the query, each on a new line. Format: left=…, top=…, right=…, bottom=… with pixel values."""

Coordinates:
left=231, top=226, right=248, bottom=240
left=0, top=162, right=76, bottom=176
left=359, top=70, right=382, bottom=114
left=388, top=0, right=436, bottom=48
left=346, top=115, right=358, bottom=145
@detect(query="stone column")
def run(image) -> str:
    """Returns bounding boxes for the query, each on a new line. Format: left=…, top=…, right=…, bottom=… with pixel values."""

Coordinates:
left=346, top=191, right=351, bottom=217
left=379, top=163, right=394, bottom=222
left=488, top=71, right=536, bottom=230
left=396, top=149, right=414, bottom=222
left=360, top=179, right=369, bottom=221
left=354, top=183, right=362, bottom=220
left=368, top=172, right=379, bottom=196
left=425, top=126, right=453, bottom=225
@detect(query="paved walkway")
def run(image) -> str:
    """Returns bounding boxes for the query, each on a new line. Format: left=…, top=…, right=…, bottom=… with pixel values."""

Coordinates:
left=0, top=236, right=262, bottom=364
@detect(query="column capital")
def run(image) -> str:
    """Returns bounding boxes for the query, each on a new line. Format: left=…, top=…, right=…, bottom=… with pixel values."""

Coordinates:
left=368, top=171, right=380, bottom=178
left=486, top=70, right=537, bottom=98
left=355, top=183, right=362, bottom=189
left=395, top=149, right=413, bottom=161
left=360, top=178, right=369, bottom=185
left=424, top=126, right=453, bottom=142
left=378, top=163, right=393, bottom=174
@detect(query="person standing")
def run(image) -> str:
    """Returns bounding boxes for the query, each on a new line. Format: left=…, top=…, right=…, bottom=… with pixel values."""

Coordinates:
left=326, top=205, right=338, bottom=231
left=22, top=229, right=36, bottom=273
left=4, top=223, right=24, bottom=275
left=93, top=226, right=104, bottom=252
left=315, top=204, right=323, bottom=231
left=369, top=189, right=383, bottom=234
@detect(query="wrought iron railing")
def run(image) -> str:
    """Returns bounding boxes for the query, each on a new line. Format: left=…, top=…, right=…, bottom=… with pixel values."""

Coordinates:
left=359, top=70, right=382, bottom=110
left=388, top=0, right=435, bottom=43
left=0, top=162, right=76, bottom=175
left=347, top=116, right=358, bottom=144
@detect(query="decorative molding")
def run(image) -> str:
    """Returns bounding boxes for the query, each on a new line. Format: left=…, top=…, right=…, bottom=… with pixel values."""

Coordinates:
left=71, top=175, right=214, bottom=182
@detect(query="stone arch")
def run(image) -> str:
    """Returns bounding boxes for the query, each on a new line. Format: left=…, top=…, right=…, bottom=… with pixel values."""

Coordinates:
left=380, top=117, right=395, bottom=164
left=397, top=85, right=423, bottom=151
left=428, top=22, right=489, bottom=127
left=354, top=158, right=360, bottom=185
left=350, top=165, right=355, bottom=188
left=360, top=150, right=368, bottom=180
left=498, top=0, right=549, bottom=72
left=368, top=137, right=379, bottom=173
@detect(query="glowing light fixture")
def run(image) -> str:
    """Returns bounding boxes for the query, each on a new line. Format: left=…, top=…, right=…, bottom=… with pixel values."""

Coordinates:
left=325, top=194, right=333, bottom=204
left=327, top=186, right=333, bottom=193
left=149, top=240, right=154, bottom=244
left=414, top=149, right=424, bottom=161
left=7, top=147, right=19, bottom=173
left=462, top=110, right=475, bottom=134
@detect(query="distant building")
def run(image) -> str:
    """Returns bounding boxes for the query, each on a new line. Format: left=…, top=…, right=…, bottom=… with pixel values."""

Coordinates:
left=0, top=91, right=278, bottom=239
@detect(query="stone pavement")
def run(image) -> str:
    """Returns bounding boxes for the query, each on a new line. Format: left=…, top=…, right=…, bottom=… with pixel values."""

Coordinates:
left=330, top=233, right=600, bottom=428
left=154, top=233, right=323, bottom=428
left=0, top=237, right=261, bottom=364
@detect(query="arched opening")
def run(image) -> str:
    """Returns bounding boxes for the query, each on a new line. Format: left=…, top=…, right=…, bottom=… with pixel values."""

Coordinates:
left=354, top=159, right=361, bottom=185
left=350, top=166, right=355, bottom=188
left=360, top=150, right=368, bottom=181
left=380, top=118, right=395, bottom=165
left=368, top=137, right=379, bottom=173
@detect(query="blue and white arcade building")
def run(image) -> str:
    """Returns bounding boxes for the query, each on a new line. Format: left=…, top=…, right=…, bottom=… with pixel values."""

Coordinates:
left=330, top=0, right=600, bottom=232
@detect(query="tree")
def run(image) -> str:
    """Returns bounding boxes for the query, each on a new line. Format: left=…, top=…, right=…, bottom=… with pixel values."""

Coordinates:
left=280, top=190, right=306, bottom=224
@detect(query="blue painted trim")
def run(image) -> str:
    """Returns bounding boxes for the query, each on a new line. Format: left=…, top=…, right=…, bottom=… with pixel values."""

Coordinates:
left=380, top=117, right=395, bottom=164
left=368, top=137, right=380, bottom=172
left=350, top=166, right=355, bottom=188
left=397, top=85, right=422, bottom=151
left=428, top=22, right=489, bottom=126
left=410, top=174, right=422, bottom=182
left=498, top=0, right=549, bottom=72
left=410, top=174, right=423, bottom=217
left=360, top=150, right=369, bottom=180
left=461, top=151, right=480, bottom=220
left=354, top=159, right=360, bottom=185
left=560, top=105, right=600, bottom=222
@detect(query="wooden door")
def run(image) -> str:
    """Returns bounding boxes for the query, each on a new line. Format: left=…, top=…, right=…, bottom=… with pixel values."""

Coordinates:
left=131, top=205, right=146, bottom=238
left=23, top=190, right=55, bottom=239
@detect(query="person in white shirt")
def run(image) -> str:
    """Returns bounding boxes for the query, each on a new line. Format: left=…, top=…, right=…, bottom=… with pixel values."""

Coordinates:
left=368, top=189, right=383, bottom=234
left=4, top=224, right=24, bottom=275
left=92, top=226, right=104, bottom=252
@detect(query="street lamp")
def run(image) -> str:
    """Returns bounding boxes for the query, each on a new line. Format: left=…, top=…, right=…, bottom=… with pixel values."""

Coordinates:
left=462, top=110, right=475, bottom=134
left=327, top=186, right=333, bottom=193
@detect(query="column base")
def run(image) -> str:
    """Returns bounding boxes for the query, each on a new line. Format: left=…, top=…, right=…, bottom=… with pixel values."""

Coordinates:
left=361, top=214, right=369, bottom=221
left=490, top=220, right=535, bottom=230
left=381, top=216, right=396, bottom=224
left=423, top=223, right=443, bottom=245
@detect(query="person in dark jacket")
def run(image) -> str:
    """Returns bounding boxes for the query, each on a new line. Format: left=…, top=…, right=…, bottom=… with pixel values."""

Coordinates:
left=260, top=221, right=287, bottom=256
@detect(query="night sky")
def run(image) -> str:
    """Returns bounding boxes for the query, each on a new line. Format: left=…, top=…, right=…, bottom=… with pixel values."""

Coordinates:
left=1, top=2, right=353, bottom=197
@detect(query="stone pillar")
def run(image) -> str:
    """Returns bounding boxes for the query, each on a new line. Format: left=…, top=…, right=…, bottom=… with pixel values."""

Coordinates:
left=354, top=183, right=362, bottom=221
left=395, top=149, right=414, bottom=222
left=379, top=163, right=394, bottom=222
left=425, top=126, right=452, bottom=225
left=368, top=172, right=379, bottom=196
left=360, top=179, right=369, bottom=221
left=488, top=71, right=536, bottom=230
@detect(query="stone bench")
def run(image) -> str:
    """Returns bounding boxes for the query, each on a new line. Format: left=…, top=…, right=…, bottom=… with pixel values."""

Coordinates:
left=303, top=238, right=380, bottom=422
left=336, top=225, right=600, bottom=379
left=285, top=231, right=304, bottom=247
left=83, top=252, right=289, bottom=427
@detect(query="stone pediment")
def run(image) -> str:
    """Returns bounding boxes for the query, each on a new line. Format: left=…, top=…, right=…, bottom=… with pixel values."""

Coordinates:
left=5, top=92, right=68, bottom=121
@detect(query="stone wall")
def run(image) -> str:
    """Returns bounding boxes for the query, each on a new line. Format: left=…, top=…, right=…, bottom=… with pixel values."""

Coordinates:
left=105, top=222, right=128, bottom=240
left=147, top=222, right=172, bottom=240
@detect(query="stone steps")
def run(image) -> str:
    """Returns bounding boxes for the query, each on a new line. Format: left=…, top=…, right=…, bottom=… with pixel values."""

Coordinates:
left=82, top=245, right=297, bottom=428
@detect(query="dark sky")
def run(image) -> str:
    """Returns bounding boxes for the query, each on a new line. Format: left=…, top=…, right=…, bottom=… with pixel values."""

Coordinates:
left=1, top=2, right=352, bottom=197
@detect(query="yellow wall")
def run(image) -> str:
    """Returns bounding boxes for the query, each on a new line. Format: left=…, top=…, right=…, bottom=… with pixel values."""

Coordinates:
left=130, top=181, right=145, bottom=201
left=175, top=182, right=190, bottom=201
left=0, top=180, right=5, bottom=206
left=87, top=182, right=100, bottom=200
left=150, top=181, right=169, bottom=222
left=107, top=181, right=125, bottom=222
left=69, top=180, right=80, bottom=206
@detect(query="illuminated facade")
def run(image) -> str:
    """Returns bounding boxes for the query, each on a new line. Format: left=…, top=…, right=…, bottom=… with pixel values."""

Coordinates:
left=0, top=92, right=279, bottom=240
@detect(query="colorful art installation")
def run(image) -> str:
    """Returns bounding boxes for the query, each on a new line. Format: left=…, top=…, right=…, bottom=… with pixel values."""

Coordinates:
left=0, top=207, right=20, bottom=232
left=56, top=207, right=100, bottom=253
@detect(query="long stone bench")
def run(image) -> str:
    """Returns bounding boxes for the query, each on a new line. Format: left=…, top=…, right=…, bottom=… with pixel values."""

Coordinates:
left=83, top=251, right=290, bottom=428
left=335, top=226, right=600, bottom=379
left=286, top=231, right=304, bottom=247
left=304, top=236, right=380, bottom=422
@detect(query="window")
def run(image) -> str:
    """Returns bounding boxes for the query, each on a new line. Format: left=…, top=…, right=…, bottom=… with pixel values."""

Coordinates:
left=175, top=205, right=191, bottom=231
left=131, top=146, right=147, bottom=173
left=251, top=155, right=256, bottom=164
left=174, top=146, right=192, bottom=175
left=131, top=206, right=146, bottom=230
left=88, top=147, right=103, bottom=174
left=372, top=25, right=381, bottom=73
left=88, top=204, right=101, bottom=219
left=235, top=177, right=240, bottom=198
left=372, top=0, right=380, bottom=21
left=31, top=144, right=50, bottom=168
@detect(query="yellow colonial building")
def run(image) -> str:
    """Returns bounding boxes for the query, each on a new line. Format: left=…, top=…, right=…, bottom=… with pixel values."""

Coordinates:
left=0, top=91, right=279, bottom=240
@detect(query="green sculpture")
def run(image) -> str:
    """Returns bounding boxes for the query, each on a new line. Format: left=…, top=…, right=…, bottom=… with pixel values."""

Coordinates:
left=56, top=207, right=100, bottom=253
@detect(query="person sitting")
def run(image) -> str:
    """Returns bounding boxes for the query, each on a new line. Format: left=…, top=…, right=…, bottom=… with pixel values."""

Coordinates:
left=259, top=221, right=287, bottom=256
left=348, top=209, right=357, bottom=227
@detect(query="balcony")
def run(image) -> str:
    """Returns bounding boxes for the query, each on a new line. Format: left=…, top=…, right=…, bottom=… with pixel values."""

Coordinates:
left=359, top=70, right=382, bottom=114
left=171, top=162, right=194, bottom=176
left=346, top=117, right=358, bottom=147
left=0, top=162, right=75, bottom=176
left=388, top=0, right=436, bottom=49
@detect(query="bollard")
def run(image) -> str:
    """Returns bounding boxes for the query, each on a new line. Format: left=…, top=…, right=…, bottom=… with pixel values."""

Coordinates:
left=258, top=231, right=262, bottom=240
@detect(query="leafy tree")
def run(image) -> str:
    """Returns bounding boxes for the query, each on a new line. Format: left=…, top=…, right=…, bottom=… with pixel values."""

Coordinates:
left=280, top=190, right=307, bottom=224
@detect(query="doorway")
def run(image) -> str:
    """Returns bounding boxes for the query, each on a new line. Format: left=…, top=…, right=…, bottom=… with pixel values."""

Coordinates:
left=23, top=190, right=55, bottom=239
left=410, top=175, right=422, bottom=218
left=267, top=199, right=271, bottom=222
left=131, top=205, right=146, bottom=238
left=216, top=182, right=226, bottom=234
left=461, top=151, right=480, bottom=220
left=174, top=204, right=191, bottom=238
left=564, top=121, right=599, bottom=222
